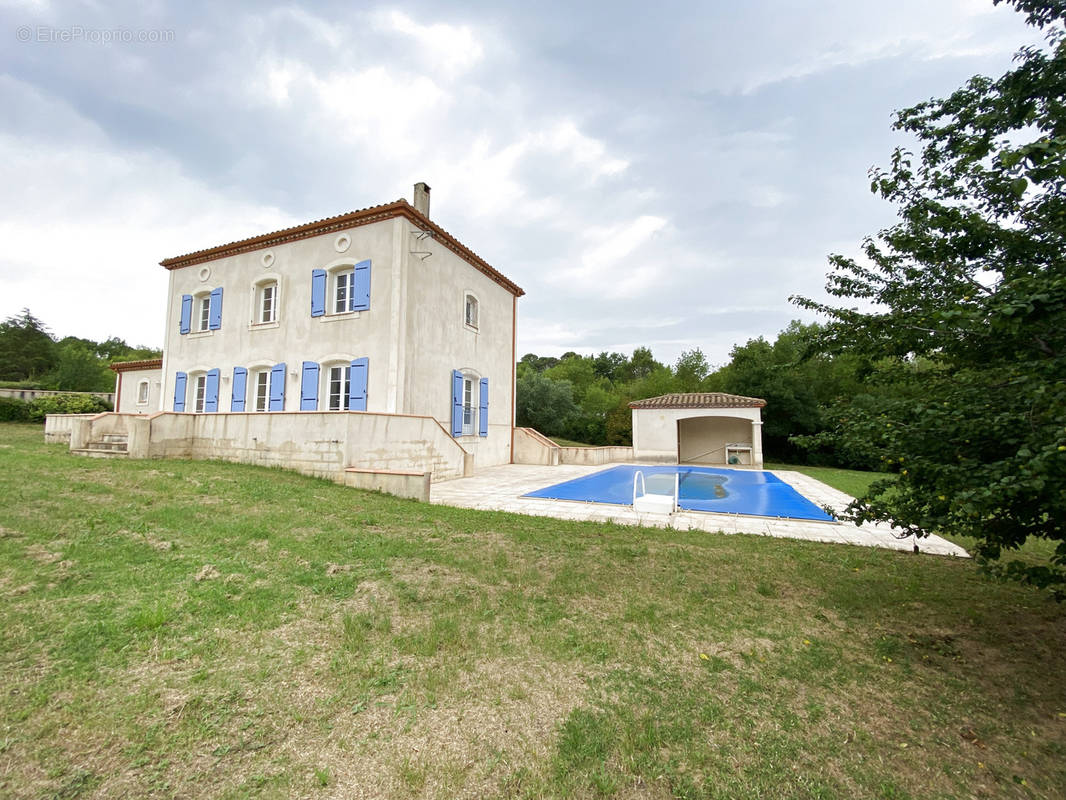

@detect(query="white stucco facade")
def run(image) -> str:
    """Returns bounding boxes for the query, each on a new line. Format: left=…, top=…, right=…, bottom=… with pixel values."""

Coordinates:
left=111, top=186, right=523, bottom=472
left=111, top=361, right=163, bottom=414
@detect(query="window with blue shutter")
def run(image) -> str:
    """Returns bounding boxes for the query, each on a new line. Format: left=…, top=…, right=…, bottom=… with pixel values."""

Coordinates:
left=208, top=287, right=223, bottom=330
left=479, top=378, right=489, bottom=436
left=269, top=363, right=286, bottom=411
left=451, top=370, right=463, bottom=437
left=173, top=372, right=187, bottom=412
left=352, top=260, right=371, bottom=311
left=311, top=269, right=326, bottom=317
left=300, top=362, right=320, bottom=410
left=179, top=295, right=192, bottom=335
left=349, top=357, right=368, bottom=411
left=231, top=367, right=247, bottom=411
left=204, top=368, right=221, bottom=412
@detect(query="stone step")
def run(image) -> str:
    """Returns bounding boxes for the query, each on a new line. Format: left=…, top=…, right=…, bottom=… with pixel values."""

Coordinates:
left=86, top=440, right=128, bottom=452
left=101, top=433, right=129, bottom=444
left=71, top=447, right=129, bottom=459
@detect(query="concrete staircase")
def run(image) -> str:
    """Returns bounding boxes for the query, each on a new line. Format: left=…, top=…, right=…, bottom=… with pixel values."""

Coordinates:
left=72, top=433, right=129, bottom=458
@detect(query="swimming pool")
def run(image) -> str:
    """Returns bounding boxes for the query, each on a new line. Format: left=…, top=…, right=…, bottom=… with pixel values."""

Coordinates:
left=522, top=465, right=834, bottom=522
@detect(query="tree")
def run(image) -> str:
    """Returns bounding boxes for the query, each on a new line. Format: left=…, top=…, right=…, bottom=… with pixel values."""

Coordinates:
left=515, top=371, right=580, bottom=437
left=674, top=348, right=710, bottom=392
left=519, top=353, right=560, bottom=373
left=626, top=347, right=661, bottom=381
left=592, top=351, right=629, bottom=382
left=707, top=321, right=863, bottom=463
left=793, top=0, right=1066, bottom=595
left=605, top=399, right=633, bottom=445
left=51, top=340, right=113, bottom=392
left=0, top=309, right=57, bottom=382
left=545, top=355, right=598, bottom=405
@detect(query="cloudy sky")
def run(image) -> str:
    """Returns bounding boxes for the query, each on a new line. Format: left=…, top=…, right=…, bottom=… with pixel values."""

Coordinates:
left=0, top=0, right=1041, bottom=367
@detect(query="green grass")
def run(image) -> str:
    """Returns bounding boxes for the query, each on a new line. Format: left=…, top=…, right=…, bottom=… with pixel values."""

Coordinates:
left=764, top=461, right=889, bottom=498
left=1, top=422, right=1065, bottom=799
left=549, top=436, right=596, bottom=448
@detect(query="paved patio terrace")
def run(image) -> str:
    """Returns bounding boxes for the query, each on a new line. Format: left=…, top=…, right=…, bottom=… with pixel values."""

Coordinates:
left=430, top=463, right=969, bottom=558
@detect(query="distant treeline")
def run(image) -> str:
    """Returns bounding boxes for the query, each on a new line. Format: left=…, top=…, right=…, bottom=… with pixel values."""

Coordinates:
left=0, top=309, right=161, bottom=393
left=518, top=320, right=901, bottom=467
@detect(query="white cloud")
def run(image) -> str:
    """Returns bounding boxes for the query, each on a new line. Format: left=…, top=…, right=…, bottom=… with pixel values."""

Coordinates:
left=1, top=0, right=50, bottom=11
left=266, top=6, right=346, bottom=50
left=541, top=121, right=628, bottom=177
left=543, top=215, right=669, bottom=299
left=739, top=32, right=1013, bottom=95
left=1, top=0, right=1036, bottom=369
left=262, top=60, right=300, bottom=105
left=748, top=186, right=789, bottom=208
left=249, top=57, right=452, bottom=160
left=374, top=9, right=485, bottom=78
left=0, top=127, right=297, bottom=345
left=308, top=66, right=450, bottom=156
left=426, top=120, right=630, bottom=220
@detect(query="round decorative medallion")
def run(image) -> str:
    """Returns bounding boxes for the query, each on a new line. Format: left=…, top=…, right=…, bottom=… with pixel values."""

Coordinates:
left=261, top=251, right=275, bottom=268
left=334, top=233, right=351, bottom=253
left=198, top=266, right=211, bottom=282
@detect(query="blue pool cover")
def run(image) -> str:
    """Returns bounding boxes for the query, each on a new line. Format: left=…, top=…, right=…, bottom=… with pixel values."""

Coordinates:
left=522, top=465, right=834, bottom=522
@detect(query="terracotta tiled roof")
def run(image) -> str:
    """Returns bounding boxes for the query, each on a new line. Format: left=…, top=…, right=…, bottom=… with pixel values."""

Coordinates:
left=629, top=392, right=766, bottom=409
left=158, top=199, right=525, bottom=297
left=109, top=358, right=163, bottom=372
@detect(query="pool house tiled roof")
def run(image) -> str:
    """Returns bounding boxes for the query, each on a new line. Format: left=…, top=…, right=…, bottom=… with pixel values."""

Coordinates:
left=628, top=392, right=767, bottom=409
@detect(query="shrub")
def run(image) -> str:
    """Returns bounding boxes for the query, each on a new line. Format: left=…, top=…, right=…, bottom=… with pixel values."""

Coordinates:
left=0, top=397, right=32, bottom=422
left=27, top=394, right=111, bottom=422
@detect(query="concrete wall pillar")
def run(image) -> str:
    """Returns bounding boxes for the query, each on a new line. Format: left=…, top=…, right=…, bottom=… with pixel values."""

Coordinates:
left=752, top=420, right=764, bottom=468
left=127, top=416, right=151, bottom=459
left=70, top=418, right=90, bottom=451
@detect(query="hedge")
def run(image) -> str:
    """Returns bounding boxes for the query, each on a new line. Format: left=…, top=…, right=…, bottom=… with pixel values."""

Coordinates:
left=0, top=394, right=111, bottom=423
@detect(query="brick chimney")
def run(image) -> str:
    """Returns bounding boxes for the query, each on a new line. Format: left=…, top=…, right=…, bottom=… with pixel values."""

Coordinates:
left=413, top=182, right=431, bottom=218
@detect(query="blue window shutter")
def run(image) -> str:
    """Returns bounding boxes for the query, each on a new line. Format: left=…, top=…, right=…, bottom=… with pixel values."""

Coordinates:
left=179, top=295, right=192, bottom=335
left=269, top=363, right=286, bottom=411
left=352, top=259, right=371, bottom=311
left=173, top=372, right=187, bottom=412
left=349, top=357, right=368, bottom=411
left=300, top=362, right=319, bottom=410
left=204, top=368, right=220, bottom=412
left=231, top=367, right=247, bottom=411
left=208, top=287, right=223, bottom=330
left=311, top=269, right=326, bottom=317
left=451, top=370, right=463, bottom=437
left=479, top=378, right=489, bottom=437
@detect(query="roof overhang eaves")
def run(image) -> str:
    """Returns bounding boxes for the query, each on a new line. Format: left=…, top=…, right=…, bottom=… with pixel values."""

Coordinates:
left=109, top=359, right=163, bottom=373
left=159, top=200, right=525, bottom=297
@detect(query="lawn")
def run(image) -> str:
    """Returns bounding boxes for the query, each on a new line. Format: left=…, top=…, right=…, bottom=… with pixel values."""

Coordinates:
left=764, top=462, right=888, bottom=499
left=548, top=436, right=595, bottom=448
left=1, top=422, right=1064, bottom=799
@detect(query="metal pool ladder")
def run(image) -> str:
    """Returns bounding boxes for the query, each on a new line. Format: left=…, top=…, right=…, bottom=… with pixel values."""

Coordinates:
left=632, top=470, right=678, bottom=514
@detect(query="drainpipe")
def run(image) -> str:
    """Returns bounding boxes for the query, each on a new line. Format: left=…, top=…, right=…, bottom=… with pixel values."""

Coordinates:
left=510, top=294, right=517, bottom=463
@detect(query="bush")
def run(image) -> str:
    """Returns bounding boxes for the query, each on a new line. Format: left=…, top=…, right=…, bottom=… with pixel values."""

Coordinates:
left=0, top=397, right=32, bottom=422
left=27, top=394, right=111, bottom=422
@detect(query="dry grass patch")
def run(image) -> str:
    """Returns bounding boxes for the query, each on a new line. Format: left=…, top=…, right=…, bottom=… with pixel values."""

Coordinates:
left=2, top=424, right=1065, bottom=799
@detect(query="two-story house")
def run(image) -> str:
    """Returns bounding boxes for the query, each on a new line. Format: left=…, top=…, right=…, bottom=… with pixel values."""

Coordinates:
left=97, top=184, right=524, bottom=487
